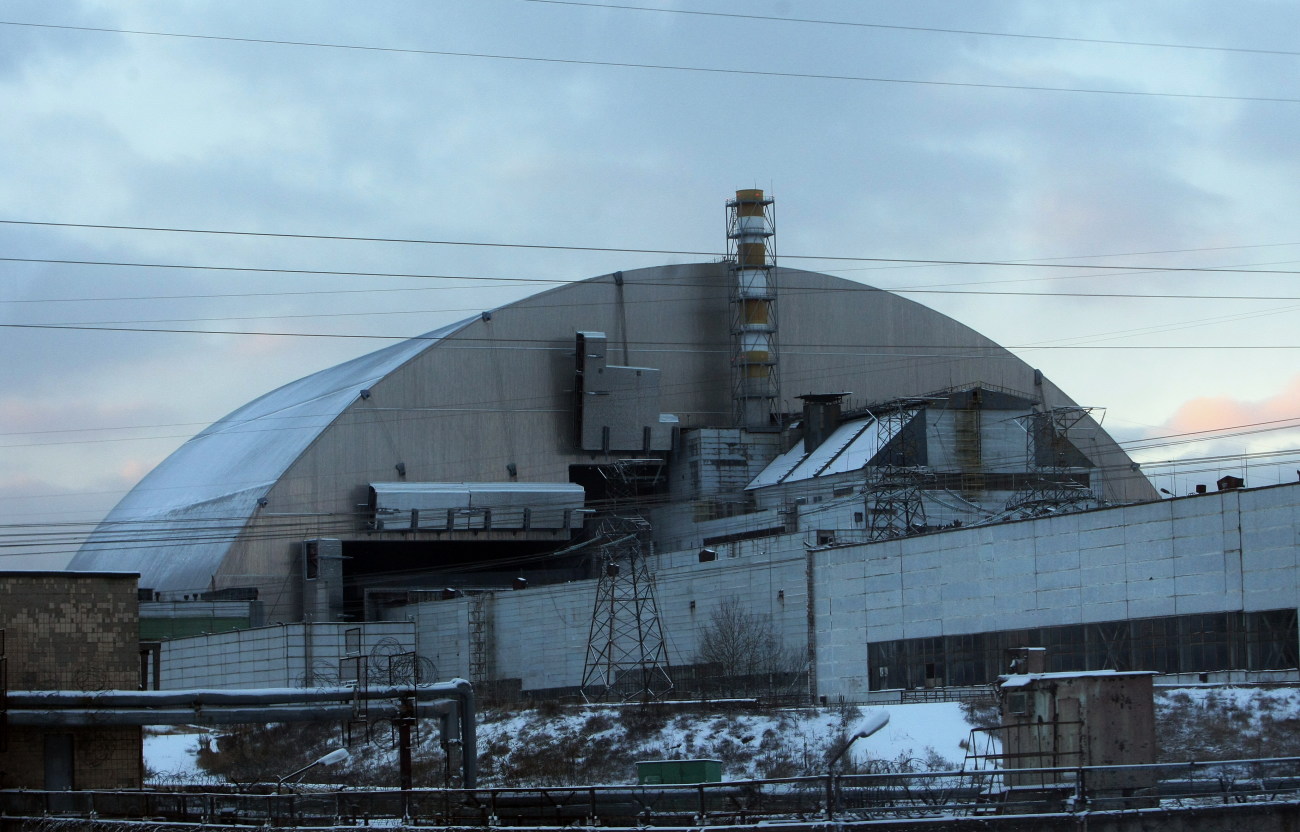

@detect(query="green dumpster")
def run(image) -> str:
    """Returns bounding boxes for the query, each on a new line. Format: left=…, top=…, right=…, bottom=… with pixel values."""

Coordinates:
left=636, top=759, right=723, bottom=784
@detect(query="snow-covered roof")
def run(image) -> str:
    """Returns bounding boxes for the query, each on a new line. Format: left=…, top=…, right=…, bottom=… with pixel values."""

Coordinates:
left=999, top=670, right=1157, bottom=688
left=69, top=318, right=473, bottom=592
left=746, top=412, right=907, bottom=490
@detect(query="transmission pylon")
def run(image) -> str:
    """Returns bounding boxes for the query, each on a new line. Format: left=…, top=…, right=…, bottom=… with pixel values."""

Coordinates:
left=580, top=515, right=673, bottom=702
left=864, top=468, right=930, bottom=540
left=1006, top=406, right=1100, bottom=517
left=861, top=403, right=930, bottom=540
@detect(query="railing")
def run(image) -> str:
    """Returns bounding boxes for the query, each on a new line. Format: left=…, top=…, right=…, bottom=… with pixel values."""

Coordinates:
left=897, top=686, right=996, bottom=705
left=4, top=756, right=1300, bottom=827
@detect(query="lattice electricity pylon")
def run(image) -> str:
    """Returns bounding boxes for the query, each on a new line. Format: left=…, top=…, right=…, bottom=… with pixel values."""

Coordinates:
left=863, top=467, right=929, bottom=540
left=1006, top=407, right=1100, bottom=518
left=580, top=517, right=673, bottom=703
left=864, top=401, right=928, bottom=467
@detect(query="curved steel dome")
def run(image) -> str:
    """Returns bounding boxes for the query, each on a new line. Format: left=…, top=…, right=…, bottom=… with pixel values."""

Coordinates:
left=70, top=263, right=1155, bottom=615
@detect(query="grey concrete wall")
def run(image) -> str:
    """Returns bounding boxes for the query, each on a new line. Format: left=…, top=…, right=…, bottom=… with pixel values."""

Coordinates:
left=398, top=546, right=808, bottom=695
left=398, top=482, right=1298, bottom=701
left=815, top=481, right=1300, bottom=700
left=158, top=621, right=416, bottom=689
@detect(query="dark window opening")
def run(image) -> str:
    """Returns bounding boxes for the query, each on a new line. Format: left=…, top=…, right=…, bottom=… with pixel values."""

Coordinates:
left=867, top=609, right=1299, bottom=691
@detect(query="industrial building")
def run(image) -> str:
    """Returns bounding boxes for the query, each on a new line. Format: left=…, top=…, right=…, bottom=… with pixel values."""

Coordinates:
left=70, top=192, right=1297, bottom=699
left=0, top=572, right=143, bottom=789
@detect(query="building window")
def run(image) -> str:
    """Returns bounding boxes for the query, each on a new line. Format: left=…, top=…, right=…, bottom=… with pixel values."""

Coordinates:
left=866, top=609, right=1298, bottom=691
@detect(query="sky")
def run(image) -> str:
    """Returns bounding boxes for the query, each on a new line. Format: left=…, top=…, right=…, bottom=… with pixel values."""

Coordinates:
left=3, top=0, right=1300, bottom=568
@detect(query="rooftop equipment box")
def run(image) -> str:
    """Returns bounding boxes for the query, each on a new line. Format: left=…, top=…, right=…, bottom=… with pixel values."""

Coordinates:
left=369, top=482, right=585, bottom=532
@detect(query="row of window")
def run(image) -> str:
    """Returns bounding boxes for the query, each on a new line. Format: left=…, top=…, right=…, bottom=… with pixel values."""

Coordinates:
left=867, top=609, right=1298, bottom=690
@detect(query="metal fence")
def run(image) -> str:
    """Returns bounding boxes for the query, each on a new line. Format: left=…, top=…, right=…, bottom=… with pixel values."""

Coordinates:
left=4, top=756, right=1300, bottom=827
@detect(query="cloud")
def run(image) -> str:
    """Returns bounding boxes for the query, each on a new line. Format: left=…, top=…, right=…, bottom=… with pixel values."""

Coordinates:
left=1159, top=375, right=1300, bottom=437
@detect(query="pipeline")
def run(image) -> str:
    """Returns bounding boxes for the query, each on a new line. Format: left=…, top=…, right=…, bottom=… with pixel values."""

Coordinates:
left=3, top=678, right=477, bottom=787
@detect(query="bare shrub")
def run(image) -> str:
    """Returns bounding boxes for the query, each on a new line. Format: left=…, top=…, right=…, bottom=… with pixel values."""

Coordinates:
left=959, top=696, right=1000, bottom=729
left=694, top=596, right=805, bottom=698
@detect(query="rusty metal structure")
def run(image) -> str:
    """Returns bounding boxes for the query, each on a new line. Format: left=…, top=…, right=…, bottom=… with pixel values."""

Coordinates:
left=966, top=668, right=1158, bottom=810
left=727, top=189, right=779, bottom=429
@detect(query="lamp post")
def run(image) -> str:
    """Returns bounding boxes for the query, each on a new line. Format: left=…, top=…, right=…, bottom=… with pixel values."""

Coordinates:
left=277, top=748, right=350, bottom=793
left=825, top=711, right=889, bottom=819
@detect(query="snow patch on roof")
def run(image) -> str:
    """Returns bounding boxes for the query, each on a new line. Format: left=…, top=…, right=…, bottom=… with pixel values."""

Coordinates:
left=747, top=413, right=906, bottom=490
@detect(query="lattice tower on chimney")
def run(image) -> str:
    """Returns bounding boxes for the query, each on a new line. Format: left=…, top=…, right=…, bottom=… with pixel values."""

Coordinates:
left=727, top=189, right=780, bottom=428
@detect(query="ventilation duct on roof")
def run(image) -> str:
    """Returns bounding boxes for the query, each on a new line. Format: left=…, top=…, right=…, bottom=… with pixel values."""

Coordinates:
left=573, top=331, right=677, bottom=453
left=799, top=392, right=850, bottom=454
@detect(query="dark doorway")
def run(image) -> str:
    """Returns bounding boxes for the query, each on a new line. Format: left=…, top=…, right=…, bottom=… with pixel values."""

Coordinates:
left=44, top=733, right=74, bottom=790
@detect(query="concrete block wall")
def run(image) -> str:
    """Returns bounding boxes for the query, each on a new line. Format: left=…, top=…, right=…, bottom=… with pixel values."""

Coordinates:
left=158, top=621, right=416, bottom=689
left=0, top=571, right=142, bottom=789
left=388, top=482, right=1298, bottom=701
left=1, top=726, right=141, bottom=790
left=815, top=482, right=1300, bottom=699
left=0, top=572, right=139, bottom=691
left=401, top=547, right=807, bottom=694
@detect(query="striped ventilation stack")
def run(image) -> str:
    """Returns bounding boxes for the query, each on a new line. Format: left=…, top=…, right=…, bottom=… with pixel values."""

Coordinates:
left=727, top=188, right=780, bottom=428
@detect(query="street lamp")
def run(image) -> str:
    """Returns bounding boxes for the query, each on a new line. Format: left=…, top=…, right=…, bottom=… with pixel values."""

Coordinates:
left=277, top=748, right=350, bottom=793
left=825, top=711, right=890, bottom=819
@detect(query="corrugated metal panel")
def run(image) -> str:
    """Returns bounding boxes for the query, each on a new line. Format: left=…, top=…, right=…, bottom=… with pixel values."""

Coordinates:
left=370, top=482, right=585, bottom=530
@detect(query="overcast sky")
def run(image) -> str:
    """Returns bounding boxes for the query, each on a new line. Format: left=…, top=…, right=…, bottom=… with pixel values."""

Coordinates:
left=3, top=1, right=1300, bottom=567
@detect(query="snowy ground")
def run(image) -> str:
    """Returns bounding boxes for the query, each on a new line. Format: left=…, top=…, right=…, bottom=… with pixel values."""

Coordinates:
left=145, top=687, right=1300, bottom=788
left=144, top=727, right=212, bottom=781
left=472, top=702, right=980, bottom=785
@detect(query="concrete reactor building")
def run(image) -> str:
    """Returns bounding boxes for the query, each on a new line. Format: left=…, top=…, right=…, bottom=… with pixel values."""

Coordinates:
left=70, top=191, right=1299, bottom=701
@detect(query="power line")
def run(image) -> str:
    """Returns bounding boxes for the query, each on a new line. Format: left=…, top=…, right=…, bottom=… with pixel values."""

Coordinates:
left=11, top=294, right=1300, bottom=339
left=1, top=19, right=1297, bottom=104
left=0, top=256, right=568, bottom=292
left=8, top=319, right=1300, bottom=349
left=522, top=0, right=1300, bottom=59
left=9, top=255, right=1300, bottom=309
left=15, top=290, right=1300, bottom=329
left=6, top=219, right=1300, bottom=275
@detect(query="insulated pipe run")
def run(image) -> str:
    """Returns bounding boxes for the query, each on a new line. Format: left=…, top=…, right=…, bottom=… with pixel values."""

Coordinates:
left=3, top=699, right=456, bottom=727
left=6, top=681, right=465, bottom=709
left=6, top=678, right=477, bottom=788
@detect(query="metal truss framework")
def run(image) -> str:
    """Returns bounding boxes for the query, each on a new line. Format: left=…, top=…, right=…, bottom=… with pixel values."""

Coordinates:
left=726, top=190, right=780, bottom=429
left=1006, top=406, right=1101, bottom=518
left=862, top=404, right=930, bottom=541
left=580, top=515, right=673, bottom=703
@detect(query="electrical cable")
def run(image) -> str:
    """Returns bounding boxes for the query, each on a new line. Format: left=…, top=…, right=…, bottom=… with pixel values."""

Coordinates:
left=6, top=218, right=1300, bottom=274
left=520, top=0, right=1300, bottom=59
left=8, top=320, right=1300, bottom=351
left=2, top=19, right=1296, bottom=103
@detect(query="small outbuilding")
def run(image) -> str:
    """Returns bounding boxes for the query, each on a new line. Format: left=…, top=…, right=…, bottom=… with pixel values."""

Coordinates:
left=0, top=571, right=144, bottom=790
left=995, top=669, right=1156, bottom=799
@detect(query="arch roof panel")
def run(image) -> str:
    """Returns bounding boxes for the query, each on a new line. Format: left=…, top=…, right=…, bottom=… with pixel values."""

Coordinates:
left=68, top=317, right=473, bottom=591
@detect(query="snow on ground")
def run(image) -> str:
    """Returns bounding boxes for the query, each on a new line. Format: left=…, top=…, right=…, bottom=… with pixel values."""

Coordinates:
left=152, top=688, right=1300, bottom=788
left=143, top=727, right=214, bottom=781
left=472, top=702, right=980, bottom=785
left=865, top=703, right=972, bottom=766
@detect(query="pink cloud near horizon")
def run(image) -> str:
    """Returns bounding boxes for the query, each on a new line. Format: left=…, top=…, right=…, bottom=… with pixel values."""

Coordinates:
left=1157, top=375, right=1300, bottom=438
